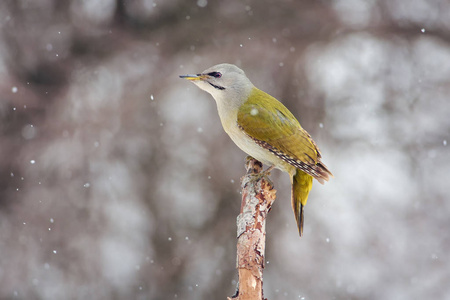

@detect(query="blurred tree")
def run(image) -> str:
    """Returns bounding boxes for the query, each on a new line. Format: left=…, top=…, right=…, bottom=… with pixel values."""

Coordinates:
left=0, top=0, right=449, bottom=299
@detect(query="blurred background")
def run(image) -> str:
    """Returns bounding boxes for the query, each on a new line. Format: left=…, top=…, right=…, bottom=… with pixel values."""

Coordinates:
left=1, top=0, right=449, bottom=299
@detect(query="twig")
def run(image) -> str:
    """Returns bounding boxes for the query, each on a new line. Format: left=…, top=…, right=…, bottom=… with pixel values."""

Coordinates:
left=228, top=158, right=276, bottom=300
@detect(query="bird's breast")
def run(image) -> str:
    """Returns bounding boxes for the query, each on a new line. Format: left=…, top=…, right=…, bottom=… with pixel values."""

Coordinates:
left=218, top=107, right=294, bottom=174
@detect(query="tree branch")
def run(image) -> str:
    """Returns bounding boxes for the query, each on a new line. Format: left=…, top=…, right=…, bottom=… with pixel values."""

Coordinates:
left=228, top=158, right=277, bottom=300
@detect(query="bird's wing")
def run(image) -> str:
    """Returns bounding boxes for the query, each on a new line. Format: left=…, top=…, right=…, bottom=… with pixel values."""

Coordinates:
left=237, top=88, right=332, bottom=182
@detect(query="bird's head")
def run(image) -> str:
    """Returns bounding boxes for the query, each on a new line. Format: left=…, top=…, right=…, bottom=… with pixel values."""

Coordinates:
left=180, top=63, right=254, bottom=107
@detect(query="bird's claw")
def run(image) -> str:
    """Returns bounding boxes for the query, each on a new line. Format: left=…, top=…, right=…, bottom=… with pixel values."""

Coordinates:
left=250, top=166, right=274, bottom=186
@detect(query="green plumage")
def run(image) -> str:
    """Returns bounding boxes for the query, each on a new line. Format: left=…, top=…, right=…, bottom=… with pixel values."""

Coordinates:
left=237, top=88, right=319, bottom=166
left=237, top=88, right=332, bottom=236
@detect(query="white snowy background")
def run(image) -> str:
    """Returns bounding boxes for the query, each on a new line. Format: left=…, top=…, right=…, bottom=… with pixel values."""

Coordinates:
left=0, top=0, right=449, bottom=299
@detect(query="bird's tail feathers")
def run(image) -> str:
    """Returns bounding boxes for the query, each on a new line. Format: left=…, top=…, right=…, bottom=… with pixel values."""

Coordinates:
left=292, top=170, right=313, bottom=237
left=310, top=161, right=333, bottom=185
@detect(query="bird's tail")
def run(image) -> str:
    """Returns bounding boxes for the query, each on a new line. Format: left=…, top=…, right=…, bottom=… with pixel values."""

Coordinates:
left=291, top=170, right=313, bottom=237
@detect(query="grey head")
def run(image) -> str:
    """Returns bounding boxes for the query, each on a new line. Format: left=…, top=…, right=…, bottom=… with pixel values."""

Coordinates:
left=180, top=63, right=255, bottom=106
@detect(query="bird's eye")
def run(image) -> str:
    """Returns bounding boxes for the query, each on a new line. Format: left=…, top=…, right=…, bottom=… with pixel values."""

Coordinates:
left=208, top=72, right=222, bottom=78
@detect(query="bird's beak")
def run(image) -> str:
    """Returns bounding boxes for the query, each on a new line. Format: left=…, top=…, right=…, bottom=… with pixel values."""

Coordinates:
left=179, top=74, right=207, bottom=81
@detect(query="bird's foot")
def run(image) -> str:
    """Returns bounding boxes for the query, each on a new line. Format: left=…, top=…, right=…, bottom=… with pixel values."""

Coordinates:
left=250, top=165, right=274, bottom=186
left=262, top=165, right=275, bottom=176
left=244, top=156, right=274, bottom=186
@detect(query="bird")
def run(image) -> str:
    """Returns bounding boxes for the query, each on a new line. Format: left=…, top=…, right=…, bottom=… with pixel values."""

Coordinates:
left=180, top=63, right=333, bottom=236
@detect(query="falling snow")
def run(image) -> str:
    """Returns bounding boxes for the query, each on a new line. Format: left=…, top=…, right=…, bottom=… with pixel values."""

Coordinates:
left=1, top=2, right=449, bottom=300
left=250, top=108, right=259, bottom=116
left=197, top=0, right=207, bottom=8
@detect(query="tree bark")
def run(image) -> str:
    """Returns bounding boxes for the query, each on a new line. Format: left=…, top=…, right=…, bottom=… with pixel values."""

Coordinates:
left=228, top=158, right=276, bottom=300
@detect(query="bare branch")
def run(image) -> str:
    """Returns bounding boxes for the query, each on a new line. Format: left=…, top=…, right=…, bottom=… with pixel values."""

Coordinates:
left=228, top=158, right=276, bottom=300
